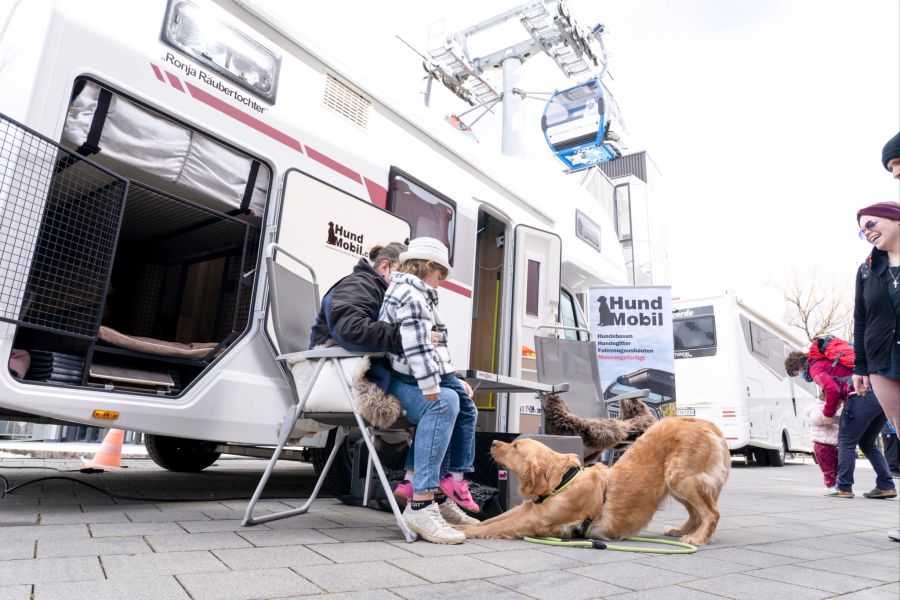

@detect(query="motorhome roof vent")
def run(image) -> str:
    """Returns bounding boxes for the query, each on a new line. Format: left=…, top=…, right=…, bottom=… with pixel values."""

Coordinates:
left=323, top=73, right=370, bottom=129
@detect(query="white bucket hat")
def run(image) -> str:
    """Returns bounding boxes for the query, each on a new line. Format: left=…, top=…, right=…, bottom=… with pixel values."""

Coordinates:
left=399, top=237, right=453, bottom=279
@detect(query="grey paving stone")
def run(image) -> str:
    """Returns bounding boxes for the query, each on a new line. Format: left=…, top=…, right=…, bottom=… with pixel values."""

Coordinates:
left=490, top=569, right=628, bottom=600
left=260, top=515, right=344, bottom=530
left=819, top=531, right=900, bottom=550
left=751, top=564, right=881, bottom=594
left=854, top=549, right=900, bottom=568
left=472, top=548, right=586, bottom=573
left=0, top=540, right=33, bottom=561
left=102, top=550, right=228, bottom=578
left=38, top=508, right=129, bottom=525
left=177, top=567, right=321, bottom=600
left=33, top=575, right=190, bottom=600
left=236, top=528, right=339, bottom=547
left=0, top=510, right=38, bottom=525
left=392, top=579, right=531, bottom=600
left=37, top=535, right=151, bottom=558
left=0, top=523, right=89, bottom=542
left=698, top=547, right=795, bottom=568
left=306, top=541, right=418, bottom=564
left=0, top=585, right=31, bottom=600
left=126, top=509, right=211, bottom=523
left=524, top=543, right=649, bottom=565
left=797, top=556, right=899, bottom=583
left=680, top=572, right=833, bottom=599
left=385, top=539, right=492, bottom=557
left=463, top=538, right=539, bottom=551
left=177, top=519, right=248, bottom=533
left=635, top=553, right=755, bottom=577
left=742, top=541, right=835, bottom=561
left=387, top=555, right=515, bottom=584
left=144, top=532, right=252, bottom=552
left=293, top=560, right=424, bottom=593
left=89, top=521, right=183, bottom=537
left=280, top=592, right=401, bottom=600
left=0, top=556, right=104, bottom=586
left=213, top=545, right=333, bottom=570
left=317, top=526, right=404, bottom=542
left=567, top=560, right=698, bottom=591
left=835, top=584, right=900, bottom=600
left=606, top=586, right=725, bottom=600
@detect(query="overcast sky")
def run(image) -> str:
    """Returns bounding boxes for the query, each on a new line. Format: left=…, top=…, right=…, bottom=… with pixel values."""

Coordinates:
left=259, top=0, right=899, bottom=315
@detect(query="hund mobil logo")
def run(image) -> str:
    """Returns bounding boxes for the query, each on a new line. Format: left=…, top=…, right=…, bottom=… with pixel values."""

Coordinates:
left=326, top=221, right=364, bottom=257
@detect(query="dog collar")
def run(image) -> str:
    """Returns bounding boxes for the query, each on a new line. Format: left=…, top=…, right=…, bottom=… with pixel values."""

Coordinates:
left=534, top=466, right=583, bottom=504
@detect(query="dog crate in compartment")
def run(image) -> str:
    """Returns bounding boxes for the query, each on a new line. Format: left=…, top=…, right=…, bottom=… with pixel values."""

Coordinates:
left=88, top=180, right=259, bottom=394
left=1, top=112, right=128, bottom=386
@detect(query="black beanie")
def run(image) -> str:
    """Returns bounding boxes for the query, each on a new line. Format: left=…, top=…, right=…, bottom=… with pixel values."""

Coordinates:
left=882, top=131, right=900, bottom=170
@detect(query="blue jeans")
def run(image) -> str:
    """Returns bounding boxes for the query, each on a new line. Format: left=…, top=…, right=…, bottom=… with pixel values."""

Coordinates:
left=836, top=391, right=896, bottom=493
left=402, top=373, right=477, bottom=477
left=388, top=372, right=459, bottom=494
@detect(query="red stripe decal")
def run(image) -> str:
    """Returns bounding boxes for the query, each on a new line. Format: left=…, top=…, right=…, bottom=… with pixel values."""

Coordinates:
left=440, top=279, right=472, bottom=298
left=165, top=71, right=185, bottom=92
left=151, top=64, right=165, bottom=83
left=184, top=82, right=303, bottom=153
left=364, top=177, right=388, bottom=209
left=305, top=146, right=362, bottom=183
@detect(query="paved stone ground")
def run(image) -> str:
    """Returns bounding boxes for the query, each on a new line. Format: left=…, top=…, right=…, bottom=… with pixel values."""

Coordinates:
left=0, top=454, right=897, bottom=600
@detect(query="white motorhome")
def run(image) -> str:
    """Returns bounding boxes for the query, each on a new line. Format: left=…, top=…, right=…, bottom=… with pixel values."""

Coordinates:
left=672, top=294, right=818, bottom=466
left=0, top=1, right=626, bottom=473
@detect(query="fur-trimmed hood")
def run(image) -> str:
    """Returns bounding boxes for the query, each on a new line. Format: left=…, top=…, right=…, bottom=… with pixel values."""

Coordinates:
left=351, top=356, right=403, bottom=427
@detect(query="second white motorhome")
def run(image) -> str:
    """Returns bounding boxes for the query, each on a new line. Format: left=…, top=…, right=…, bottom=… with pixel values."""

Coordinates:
left=672, top=294, right=818, bottom=465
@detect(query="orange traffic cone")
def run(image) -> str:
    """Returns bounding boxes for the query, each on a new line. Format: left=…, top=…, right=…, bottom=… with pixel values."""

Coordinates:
left=81, top=428, right=125, bottom=470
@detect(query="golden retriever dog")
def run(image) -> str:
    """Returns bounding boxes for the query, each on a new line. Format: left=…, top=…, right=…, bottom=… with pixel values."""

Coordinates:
left=460, top=417, right=730, bottom=545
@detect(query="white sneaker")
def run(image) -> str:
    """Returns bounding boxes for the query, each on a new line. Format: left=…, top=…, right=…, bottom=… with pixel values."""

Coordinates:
left=402, top=502, right=465, bottom=544
left=889, top=529, right=900, bottom=542
left=439, top=499, right=480, bottom=526
left=823, top=486, right=836, bottom=496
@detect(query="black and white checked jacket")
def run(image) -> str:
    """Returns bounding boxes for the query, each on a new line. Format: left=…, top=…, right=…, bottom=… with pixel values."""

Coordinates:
left=379, top=272, right=454, bottom=395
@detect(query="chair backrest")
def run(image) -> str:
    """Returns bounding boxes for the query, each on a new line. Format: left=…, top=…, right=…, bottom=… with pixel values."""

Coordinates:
left=266, top=256, right=319, bottom=356
left=535, top=335, right=608, bottom=419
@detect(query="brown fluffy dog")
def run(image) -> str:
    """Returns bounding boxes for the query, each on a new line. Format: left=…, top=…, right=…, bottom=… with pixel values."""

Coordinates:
left=543, top=394, right=658, bottom=461
left=460, top=418, right=730, bottom=545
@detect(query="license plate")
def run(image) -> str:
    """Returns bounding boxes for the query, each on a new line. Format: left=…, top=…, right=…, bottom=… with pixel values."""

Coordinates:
left=676, top=408, right=696, bottom=417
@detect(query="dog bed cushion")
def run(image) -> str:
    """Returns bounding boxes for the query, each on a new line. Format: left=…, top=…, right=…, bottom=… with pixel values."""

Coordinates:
left=99, top=326, right=217, bottom=359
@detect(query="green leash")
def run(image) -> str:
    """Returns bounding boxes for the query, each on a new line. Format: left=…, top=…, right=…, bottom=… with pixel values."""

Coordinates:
left=524, top=535, right=698, bottom=554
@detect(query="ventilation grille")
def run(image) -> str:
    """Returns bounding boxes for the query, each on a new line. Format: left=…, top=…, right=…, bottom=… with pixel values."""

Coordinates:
left=323, top=73, right=370, bottom=129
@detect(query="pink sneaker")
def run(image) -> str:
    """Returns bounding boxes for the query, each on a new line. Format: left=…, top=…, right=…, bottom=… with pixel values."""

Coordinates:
left=439, top=475, right=480, bottom=513
left=393, top=480, right=413, bottom=509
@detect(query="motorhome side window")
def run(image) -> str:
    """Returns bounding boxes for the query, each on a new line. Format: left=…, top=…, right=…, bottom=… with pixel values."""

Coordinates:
left=673, top=316, right=716, bottom=350
left=388, top=169, right=456, bottom=262
left=741, top=317, right=786, bottom=378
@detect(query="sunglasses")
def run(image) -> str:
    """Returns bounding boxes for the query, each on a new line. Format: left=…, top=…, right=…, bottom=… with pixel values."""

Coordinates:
left=858, top=219, right=878, bottom=240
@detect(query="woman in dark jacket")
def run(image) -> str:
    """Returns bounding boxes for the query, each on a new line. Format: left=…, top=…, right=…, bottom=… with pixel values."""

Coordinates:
left=852, top=201, right=900, bottom=432
left=309, top=243, right=406, bottom=352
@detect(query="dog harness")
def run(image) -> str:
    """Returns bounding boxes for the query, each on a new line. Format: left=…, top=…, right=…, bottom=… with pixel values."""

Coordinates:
left=533, top=466, right=584, bottom=504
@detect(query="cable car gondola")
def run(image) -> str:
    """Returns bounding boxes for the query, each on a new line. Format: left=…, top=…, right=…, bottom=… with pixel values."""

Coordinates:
left=541, top=77, right=626, bottom=171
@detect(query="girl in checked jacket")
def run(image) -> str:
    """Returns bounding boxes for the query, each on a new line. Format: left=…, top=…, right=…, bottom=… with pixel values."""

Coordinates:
left=379, top=237, right=479, bottom=544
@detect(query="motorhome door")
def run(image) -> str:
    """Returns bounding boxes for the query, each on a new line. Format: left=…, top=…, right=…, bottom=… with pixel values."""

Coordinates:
left=505, top=224, right=561, bottom=432
left=270, top=169, right=410, bottom=351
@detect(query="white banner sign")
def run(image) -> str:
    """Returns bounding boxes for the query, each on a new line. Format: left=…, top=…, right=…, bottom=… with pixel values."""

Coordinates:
left=588, top=286, right=676, bottom=415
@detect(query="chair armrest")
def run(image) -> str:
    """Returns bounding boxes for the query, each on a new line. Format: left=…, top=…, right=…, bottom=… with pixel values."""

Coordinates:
left=605, top=389, right=650, bottom=403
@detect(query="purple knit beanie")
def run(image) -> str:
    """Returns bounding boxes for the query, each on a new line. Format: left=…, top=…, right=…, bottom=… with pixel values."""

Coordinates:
left=857, top=202, right=900, bottom=224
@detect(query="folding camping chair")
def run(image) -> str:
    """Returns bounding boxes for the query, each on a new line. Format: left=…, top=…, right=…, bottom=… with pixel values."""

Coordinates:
left=241, top=242, right=416, bottom=542
left=534, top=325, right=651, bottom=465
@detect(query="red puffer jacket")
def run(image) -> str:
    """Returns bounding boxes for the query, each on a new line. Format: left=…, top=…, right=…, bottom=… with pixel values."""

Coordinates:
left=807, top=359, right=853, bottom=417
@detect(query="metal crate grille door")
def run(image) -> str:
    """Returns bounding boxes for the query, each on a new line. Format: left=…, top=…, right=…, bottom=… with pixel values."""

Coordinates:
left=0, top=113, right=127, bottom=339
